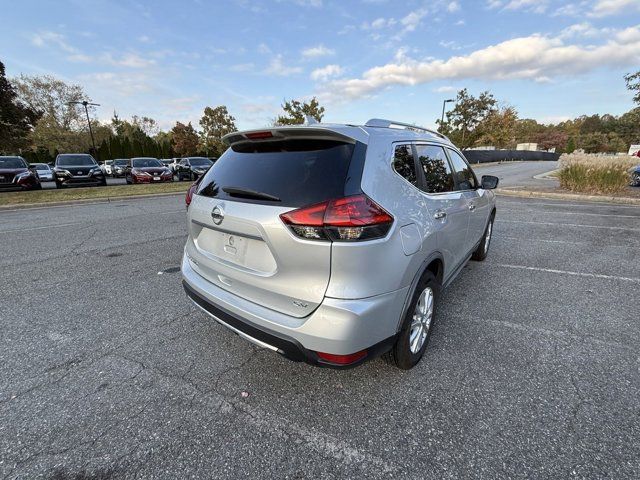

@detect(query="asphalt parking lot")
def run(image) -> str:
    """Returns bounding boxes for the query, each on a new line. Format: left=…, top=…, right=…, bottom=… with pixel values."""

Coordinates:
left=1, top=191, right=639, bottom=478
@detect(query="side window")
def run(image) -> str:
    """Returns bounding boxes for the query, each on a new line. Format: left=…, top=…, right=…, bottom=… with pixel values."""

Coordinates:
left=415, top=145, right=455, bottom=193
left=447, top=149, right=477, bottom=190
left=392, top=144, right=418, bottom=186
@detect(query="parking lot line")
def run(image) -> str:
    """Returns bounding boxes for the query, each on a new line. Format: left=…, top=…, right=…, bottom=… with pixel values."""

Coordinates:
left=497, top=235, right=589, bottom=246
left=498, top=219, right=640, bottom=232
left=499, top=209, right=640, bottom=219
left=0, top=222, right=83, bottom=234
left=494, top=263, right=640, bottom=283
left=498, top=200, right=640, bottom=209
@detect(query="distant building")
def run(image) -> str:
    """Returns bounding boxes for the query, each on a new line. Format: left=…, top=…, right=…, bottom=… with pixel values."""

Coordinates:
left=516, top=143, right=538, bottom=151
left=467, top=146, right=496, bottom=150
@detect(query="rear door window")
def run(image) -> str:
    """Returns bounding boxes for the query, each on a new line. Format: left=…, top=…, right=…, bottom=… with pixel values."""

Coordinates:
left=447, top=149, right=478, bottom=190
left=415, top=145, right=455, bottom=193
left=197, top=139, right=361, bottom=207
left=392, top=144, right=418, bottom=186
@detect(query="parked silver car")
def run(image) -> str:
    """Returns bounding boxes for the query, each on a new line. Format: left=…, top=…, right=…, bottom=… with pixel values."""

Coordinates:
left=181, top=119, right=498, bottom=369
left=31, top=163, right=54, bottom=181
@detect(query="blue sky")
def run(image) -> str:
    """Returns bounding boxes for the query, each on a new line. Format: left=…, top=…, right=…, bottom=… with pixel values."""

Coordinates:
left=1, top=0, right=639, bottom=131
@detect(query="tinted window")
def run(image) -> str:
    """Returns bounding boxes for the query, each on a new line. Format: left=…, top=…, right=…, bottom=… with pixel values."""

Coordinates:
left=114, top=159, right=129, bottom=166
left=34, top=164, right=49, bottom=171
left=447, top=149, right=477, bottom=190
left=188, top=158, right=213, bottom=167
left=197, top=139, right=359, bottom=207
left=132, top=158, right=162, bottom=168
left=0, top=157, right=27, bottom=168
left=416, top=145, right=455, bottom=193
left=392, top=145, right=417, bottom=186
left=56, top=155, right=96, bottom=166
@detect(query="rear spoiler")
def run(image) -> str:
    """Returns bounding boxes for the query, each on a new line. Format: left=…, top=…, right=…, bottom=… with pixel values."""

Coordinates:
left=223, top=127, right=357, bottom=147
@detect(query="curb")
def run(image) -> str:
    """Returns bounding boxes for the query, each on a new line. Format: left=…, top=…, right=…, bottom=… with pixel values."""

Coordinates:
left=532, top=169, right=560, bottom=180
left=495, top=188, right=640, bottom=205
left=0, top=191, right=186, bottom=211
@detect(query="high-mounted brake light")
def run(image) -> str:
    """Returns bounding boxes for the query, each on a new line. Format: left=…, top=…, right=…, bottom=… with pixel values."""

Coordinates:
left=280, top=194, right=393, bottom=242
left=245, top=131, right=273, bottom=140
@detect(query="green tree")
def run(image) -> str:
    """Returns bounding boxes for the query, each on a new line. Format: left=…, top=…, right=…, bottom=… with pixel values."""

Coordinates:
left=199, top=105, right=236, bottom=157
left=438, top=89, right=497, bottom=148
left=171, top=121, right=199, bottom=157
left=475, top=106, right=518, bottom=149
left=565, top=137, right=576, bottom=154
left=275, top=97, right=325, bottom=125
left=625, top=70, right=640, bottom=105
left=0, top=61, right=40, bottom=153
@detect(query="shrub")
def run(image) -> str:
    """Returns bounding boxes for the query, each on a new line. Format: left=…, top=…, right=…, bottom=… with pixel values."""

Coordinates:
left=558, top=154, right=637, bottom=194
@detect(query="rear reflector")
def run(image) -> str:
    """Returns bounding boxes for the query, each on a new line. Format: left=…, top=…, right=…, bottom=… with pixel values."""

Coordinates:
left=245, top=131, right=273, bottom=140
left=316, top=349, right=368, bottom=365
left=280, top=194, right=393, bottom=242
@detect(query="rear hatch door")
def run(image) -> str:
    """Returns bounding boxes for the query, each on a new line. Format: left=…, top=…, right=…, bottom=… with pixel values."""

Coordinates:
left=185, top=128, right=365, bottom=318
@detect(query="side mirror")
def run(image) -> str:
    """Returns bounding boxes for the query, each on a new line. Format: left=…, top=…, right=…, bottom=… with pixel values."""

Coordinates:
left=481, top=175, right=499, bottom=190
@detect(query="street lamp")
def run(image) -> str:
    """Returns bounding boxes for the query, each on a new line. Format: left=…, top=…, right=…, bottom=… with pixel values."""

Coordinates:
left=440, top=98, right=455, bottom=131
left=69, top=100, right=100, bottom=158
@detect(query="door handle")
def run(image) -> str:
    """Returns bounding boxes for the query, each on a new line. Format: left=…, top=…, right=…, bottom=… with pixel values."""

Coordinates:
left=434, top=210, right=447, bottom=220
left=468, top=203, right=476, bottom=211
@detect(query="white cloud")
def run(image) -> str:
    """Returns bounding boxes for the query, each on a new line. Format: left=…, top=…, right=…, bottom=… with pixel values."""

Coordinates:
left=433, top=85, right=457, bottom=93
left=310, top=64, right=344, bottom=81
left=590, top=0, right=640, bottom=17
left=487, top=0, right=548, bottom=13
left=301, top=44, right=335, bottom=58
left=558, top=22, right=612, bottom=40
left=319, top=26, right=640, bottom=101
left=447, top=1, right=461, bottom=12
left=31, top=31, right=77, bottom=53
left=263, top=55, right=303, bottom=76
left=400, top=8, right=428, bottom=33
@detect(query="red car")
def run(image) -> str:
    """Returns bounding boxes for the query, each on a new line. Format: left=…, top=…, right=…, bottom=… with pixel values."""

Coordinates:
left=0, top=156, right=42, bottom=191
left=125, top=158, right=174, bottom=184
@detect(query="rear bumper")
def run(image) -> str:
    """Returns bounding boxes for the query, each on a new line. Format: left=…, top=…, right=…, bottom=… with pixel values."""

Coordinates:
left=181, top=253, right=406, bottom=368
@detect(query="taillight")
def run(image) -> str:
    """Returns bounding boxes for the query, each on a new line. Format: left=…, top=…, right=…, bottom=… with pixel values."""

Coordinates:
left=280, top=194, right=393, bottom=242
left=185, top=182, right=198, bottom=207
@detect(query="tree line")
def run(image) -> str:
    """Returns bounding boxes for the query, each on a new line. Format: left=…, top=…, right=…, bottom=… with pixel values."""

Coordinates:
left=1, top=58, right=638, bottom=162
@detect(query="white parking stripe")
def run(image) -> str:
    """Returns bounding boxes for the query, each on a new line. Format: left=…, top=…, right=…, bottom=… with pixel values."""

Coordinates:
left=495, top=264, right=640, bottom=283
left=498, top=219, right=640, bottom=232
left=0, top=222, right=83, bottom=234
left=496, top=236, right=589, bottom=246
left=499, top=209, right=640, bottom=219
left=498, top=200, right=640, bottom=209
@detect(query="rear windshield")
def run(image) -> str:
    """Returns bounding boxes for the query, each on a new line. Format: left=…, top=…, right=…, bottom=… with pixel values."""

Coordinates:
left=197, top=139, right=360, bottom=207
left=34, top=164, right=49, bottom=170
left=114, top=159, right=129, bottom=166
left=0, top=157, right=27, bottom=168
left=57, top=155, right=96, bottom=166
left=132, top=158, right=162, bottom=168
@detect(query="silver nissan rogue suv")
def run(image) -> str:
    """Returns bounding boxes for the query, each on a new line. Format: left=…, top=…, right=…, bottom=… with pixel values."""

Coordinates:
left=181, top=118, right=498, bottom=369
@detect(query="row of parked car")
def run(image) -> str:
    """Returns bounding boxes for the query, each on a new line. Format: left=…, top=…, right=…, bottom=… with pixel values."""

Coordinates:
left=0, top=154, right=216, bottom=191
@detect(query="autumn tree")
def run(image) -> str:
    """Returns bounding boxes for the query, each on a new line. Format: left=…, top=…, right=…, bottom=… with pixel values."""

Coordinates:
left=475, top=106, right=518, bottom=149
left=625, top=70, right=640, bottom=105
left=0, top=61, right=40, bottom=153
left=171, top=122, right=199, bottom=157
left=437, top=89, right=497, bottom=148
left=275, top=97, right=325, bottom=125
left=199, top=105, right=236, bottom=157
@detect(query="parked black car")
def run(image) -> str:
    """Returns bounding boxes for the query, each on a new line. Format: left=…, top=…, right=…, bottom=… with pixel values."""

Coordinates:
left=175, top=157, right=214, bottom=181
left=54, top=154, right=106, bottom=188
left=0, top=156, right=42, bottom=191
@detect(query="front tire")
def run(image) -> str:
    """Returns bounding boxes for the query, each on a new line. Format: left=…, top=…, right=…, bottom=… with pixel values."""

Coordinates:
left=471, top=214, right=494, bottom=261
left=385, top=270, right=439, bottom=370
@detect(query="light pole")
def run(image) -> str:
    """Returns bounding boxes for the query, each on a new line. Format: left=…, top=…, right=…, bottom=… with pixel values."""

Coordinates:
left=69, top=100, right=100, bottom=158
left=440, top=98, right=455, bottom=132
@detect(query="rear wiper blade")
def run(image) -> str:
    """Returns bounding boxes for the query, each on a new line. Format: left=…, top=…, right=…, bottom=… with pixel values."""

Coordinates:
left=222, top=186, right=281, bottom=202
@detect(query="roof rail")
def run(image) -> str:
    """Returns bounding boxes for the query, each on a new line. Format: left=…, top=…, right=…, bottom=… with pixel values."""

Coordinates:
left=364, top=118, right=447, bottom=140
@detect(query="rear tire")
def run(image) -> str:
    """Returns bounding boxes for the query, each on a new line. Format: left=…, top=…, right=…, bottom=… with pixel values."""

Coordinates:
left=471, top=214, right=494, bottom=261
left=125, top=175, right=132, bottom=185
left=385, top=270, right=439, bottom=370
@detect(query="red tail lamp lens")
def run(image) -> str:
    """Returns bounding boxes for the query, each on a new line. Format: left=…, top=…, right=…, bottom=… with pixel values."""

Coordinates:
left=280, top=194, right=393, bottom=242
left=185, top=182, right=198, bottom=207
